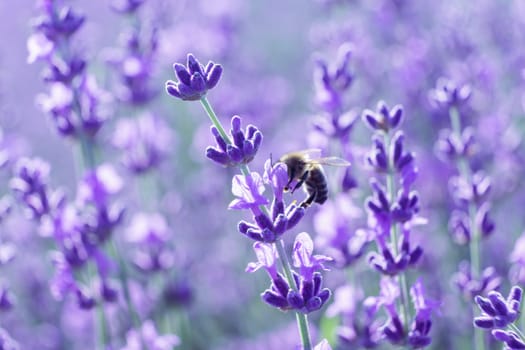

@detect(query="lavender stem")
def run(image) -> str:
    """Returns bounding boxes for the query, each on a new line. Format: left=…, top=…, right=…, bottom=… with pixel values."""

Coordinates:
left=385, top=132, right=411, bottom=335
left=449, top=106, right=485, bottom=350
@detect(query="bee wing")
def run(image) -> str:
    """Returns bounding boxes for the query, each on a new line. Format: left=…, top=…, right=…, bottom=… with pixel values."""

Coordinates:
left=311, top=156, right=351, bottom=167
left=286, top=148, right=323, bottom=160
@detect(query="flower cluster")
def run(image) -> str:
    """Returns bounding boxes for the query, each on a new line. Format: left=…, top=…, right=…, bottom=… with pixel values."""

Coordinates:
left=246, top=232, right=332, bottom=313
left=206, top=116, right=262, bottom=167
left=229, top=160, right=305, bottom=243
left=28, top=1, right=110, bottom=138
left=360, top=101, right=433, bottom=347
left=473, top=286, right=525, bottom=349
left=430, top=78, right=498, bottom=298
left=166, top=54, right=223, bottom=101
left=362, top=101, right=423, bottom=276
left=366, top=278, right=438, bottom=349
left=112, top=113, right=172, bottom=174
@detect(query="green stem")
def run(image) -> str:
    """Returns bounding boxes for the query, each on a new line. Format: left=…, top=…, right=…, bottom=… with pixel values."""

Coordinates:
left=385, top=163, right=411, bottom=336
left=199, top=96, right=312, bottom=350
left=109, top=241, right=141, bottom=328
left=384, top=131, right=411, bottom=336
left=449, top=106, right=485, bottom=350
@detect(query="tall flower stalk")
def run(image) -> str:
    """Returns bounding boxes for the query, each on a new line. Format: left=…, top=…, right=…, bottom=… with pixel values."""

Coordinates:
left=361, top=101, right=435, bottom=348
left=430, top=78, right=498, bottom=350
left=166, top=53, right=334, bottom=350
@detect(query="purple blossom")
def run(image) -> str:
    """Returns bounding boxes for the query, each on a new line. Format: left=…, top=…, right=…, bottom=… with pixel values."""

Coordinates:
left=362, top=101, right=404, bottom=133
left=125, top=212, right=174, bottom=272
left=491, top=329, right=525, bottom=349
left=0, top=285, right=15, bottom=311
left=165, top=53, right=223, bottom=101
left=233, top=160, right=306, bottom=242
left=510, top=233, right=525, bottom=284
left=112, top=113, right=172, bottom=174
left=314, top=43, right=354, bottom=114
left=228, top=172, right=268, bottom=210
left=206, top=116, right=263, bottom=167
left=408, top=281, right=439, bottom=348
left=428, top=78, right=472, bottom=109
left=249, top=233, right=332, bottom=314
left=292, top=232, right=332, bottom=282
left=10, top=157, right=55, bottom=220
left=453, top=261, right=502, bottom=300
left=121, top=320, right=180, bottom=350
left=474, top=286, right=522, bottom=329
left=313, top=195, right=370, bottom=267
left=245, top=242, right=279, bottom=280
left=31, top=4, right=85, bottom=41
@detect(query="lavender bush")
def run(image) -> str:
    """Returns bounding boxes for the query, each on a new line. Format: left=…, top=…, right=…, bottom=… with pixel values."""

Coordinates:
left=2, top=0, right=525, bottom=349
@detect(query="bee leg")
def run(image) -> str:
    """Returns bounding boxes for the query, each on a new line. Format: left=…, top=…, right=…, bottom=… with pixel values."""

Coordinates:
left=300, top=190, right=317, bottom=208
left=291, top=171, right=309, bottom=194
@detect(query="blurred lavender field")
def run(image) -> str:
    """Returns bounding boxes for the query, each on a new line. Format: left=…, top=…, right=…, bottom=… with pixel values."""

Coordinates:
left=1, top=0, right=525, bottom=349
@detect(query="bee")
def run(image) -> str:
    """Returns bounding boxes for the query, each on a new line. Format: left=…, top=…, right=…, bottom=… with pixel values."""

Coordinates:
left=279, top=149, right=351, bottom=208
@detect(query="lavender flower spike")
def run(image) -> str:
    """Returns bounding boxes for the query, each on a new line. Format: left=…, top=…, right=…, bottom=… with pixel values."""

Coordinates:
left=474, top=286, right=522, bottom=330
left=165, top=53, right=222, bottom=101
left=206, top=116, right=263, bottom=167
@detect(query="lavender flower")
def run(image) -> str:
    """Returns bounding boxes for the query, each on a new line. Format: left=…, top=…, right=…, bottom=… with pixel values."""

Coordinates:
left=165, top=53, right=223, bottom=101
left=76, top=164, right=125, bottom=244
left=313, top=195, right=370, bottom=267
left=473, top=286, right=525, bottom=350
left=10, top=157, right=55, bottom=220
left=326, top=285, right=381, bottom=348
left=230, top=161, right=305, bottom=243
left=206, top=116, right=262, bottom=167
left=366, top=278, right=438, bottom=348
left=453, top=261, right=502, bottom=301
left=112, top=113, right=172, bottom=174
left=125, top=212, right=174, bottom=272
left=314, top=43, right=354, bottom=114
left=428, top=78, right=472, bottom=109
left=474, top=286, right=522, bottom=329
left=121, top=320, right=180, bottom=350
left=247, top=232, right=332, bottom=313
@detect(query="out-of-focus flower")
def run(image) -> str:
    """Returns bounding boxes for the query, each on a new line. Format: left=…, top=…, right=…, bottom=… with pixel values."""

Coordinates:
left=362, top=101, right=403, bottom=133
left=510, top=233, right=525, bottom=284
left=314, top=43, right=354, bottom=114
left=77, top=164, right=125, bottom=244
left=165, top=53, right=222, bottom=101
left=113, top=113, right=172, bottom=174
left=26, top=33, right=54, bottom=63
left=453, top=261, right=502, bottom=300
left=121, top=320, right=180, bottom=350
left=31, top=5, right=85, bottom=41
left=206, top=116, right=262, bottom=167
left=0, top=327, right=19, bottom=350
left=313, top=195, right=369, bottom=267
left=428, top=78, right=472, bottom=109
left=10, top=157, right=57, bottom=220
left=125, top=212, right=174, bottom=272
